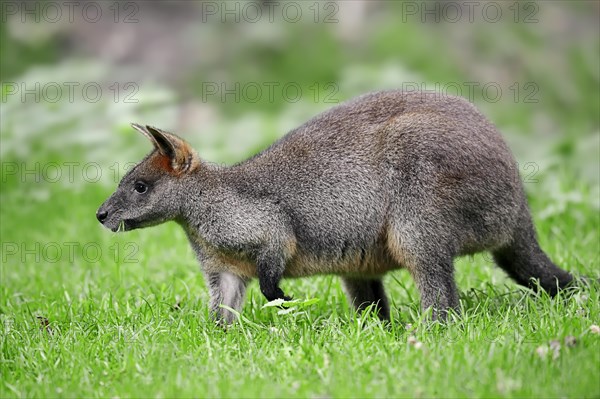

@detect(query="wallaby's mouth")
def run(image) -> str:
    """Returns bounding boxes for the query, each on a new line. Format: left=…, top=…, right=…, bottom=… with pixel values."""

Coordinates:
left=110, top=220, right=128, bottom=233
left=102, top=214, right=154, bottom=232
left=102, top=219, right=126, bottom=233
left=97, top=205, right=142, bottom=232
left=98, top=211, right=131, bottom=233
left=108, top=219, right=144, bottom=233
left=110, top=219, right=140, bottom=233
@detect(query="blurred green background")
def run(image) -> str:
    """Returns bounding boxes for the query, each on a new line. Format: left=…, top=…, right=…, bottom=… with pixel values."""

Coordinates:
left=1, top=1, right=599, bottom=397
left=1, top=1, right=599, bottom=173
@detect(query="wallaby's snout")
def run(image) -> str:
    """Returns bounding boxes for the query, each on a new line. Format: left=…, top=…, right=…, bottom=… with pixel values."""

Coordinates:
left=96, top=209, right=108, bottom=223
left=96, top=195, right=124, bottom=232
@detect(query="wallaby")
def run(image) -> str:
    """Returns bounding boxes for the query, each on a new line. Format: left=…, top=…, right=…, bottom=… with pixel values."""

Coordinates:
left=97, top=90, right=574, bottom=323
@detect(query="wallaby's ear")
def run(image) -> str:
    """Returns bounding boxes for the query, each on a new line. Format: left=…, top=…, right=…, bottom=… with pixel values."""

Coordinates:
left=143, top=125, right=178, bottom=159
left=131, top=123, right=200, bottom=174
left=131, top=123, right=162, bottom=151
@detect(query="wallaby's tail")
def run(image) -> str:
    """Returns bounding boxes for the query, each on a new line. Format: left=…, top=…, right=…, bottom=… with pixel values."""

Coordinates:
left=492, top=210, right=573, bottom=296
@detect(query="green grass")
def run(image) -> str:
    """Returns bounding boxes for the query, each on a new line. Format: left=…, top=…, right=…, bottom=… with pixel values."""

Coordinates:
left=1, top=160, right=599, bottom=398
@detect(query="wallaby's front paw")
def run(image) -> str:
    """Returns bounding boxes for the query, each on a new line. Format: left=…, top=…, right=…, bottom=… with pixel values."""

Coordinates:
left=261, top=285, right=292, bottom=302
left=276, top=293, right=293, bottom=302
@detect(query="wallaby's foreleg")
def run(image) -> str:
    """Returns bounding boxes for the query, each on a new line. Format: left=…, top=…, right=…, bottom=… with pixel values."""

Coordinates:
left=205, top=271, right=249, bottom=324
left=341, top=277, right=390, bottom=320
left=189, top=240, right=249, bottom=323
left=257, top=249, right=292, bottom=301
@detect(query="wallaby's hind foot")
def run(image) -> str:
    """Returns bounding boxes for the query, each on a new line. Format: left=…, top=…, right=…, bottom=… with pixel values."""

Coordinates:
left=342, top=277, right=390, bottom=321
left=493, top=220, right=573, bottom=296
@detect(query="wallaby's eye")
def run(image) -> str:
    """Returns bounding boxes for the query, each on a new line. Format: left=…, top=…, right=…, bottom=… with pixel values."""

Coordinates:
left=134, top=182, right=148, bottom=194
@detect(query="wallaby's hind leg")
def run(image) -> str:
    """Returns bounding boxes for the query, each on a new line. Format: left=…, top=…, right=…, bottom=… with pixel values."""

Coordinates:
left=408, top=257, right=460, bottom=321
left=341, top=277, right=390, bottom=321
left=492, top=220, right=573, bottom=295
left=386, top=228, right=459, bottom=320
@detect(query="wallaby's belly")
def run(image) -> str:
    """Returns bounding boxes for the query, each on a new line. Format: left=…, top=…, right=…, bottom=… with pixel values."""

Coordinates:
left=285, top=241, right=401, bottom=278
left=205, top=235, right=402, bottom=279
left=211, top=249, right=402, bottom=279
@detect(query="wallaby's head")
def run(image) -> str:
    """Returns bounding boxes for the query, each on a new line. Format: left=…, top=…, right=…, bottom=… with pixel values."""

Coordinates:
left=97, top=124, right=200, bottom=232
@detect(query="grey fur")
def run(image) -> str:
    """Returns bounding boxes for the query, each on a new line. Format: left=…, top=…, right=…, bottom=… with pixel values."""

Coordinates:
left=97, top=90, right=574, bottom=323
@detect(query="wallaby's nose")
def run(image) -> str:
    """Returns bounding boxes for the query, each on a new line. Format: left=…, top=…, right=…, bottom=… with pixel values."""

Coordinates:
left=96, top=209, right=108, bottom=223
